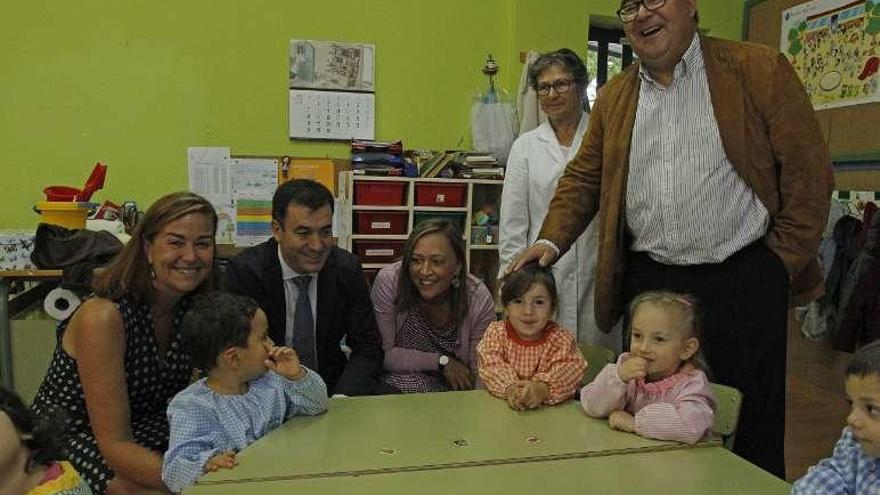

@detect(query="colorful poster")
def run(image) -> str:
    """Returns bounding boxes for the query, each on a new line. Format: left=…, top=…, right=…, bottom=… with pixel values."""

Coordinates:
left=781, top=0, right=880, bottom=110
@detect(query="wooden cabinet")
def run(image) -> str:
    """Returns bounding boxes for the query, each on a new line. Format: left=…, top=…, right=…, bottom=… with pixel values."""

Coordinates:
left=337, top=172, right=502, bottom=295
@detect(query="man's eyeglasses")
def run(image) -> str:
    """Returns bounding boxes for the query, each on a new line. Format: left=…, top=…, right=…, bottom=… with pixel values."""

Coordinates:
left=536, top=79, right=574, bottom=97
left=617, top=0, right=666, bottom=23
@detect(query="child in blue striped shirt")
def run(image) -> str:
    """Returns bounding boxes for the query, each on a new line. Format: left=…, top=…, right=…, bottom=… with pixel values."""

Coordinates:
left=792, top=339, right=880, bottom=494
left=162, top=291, right=328, bottom=493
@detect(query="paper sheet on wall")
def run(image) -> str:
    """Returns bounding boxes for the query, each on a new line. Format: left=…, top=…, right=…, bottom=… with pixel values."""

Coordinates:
left=781, top=0, right=880, bottom=110
left=289, top=89, right=375, bottom=140
left=187, top=146, right=235, bottom=244
left=231, top=157, right=278, bottom=246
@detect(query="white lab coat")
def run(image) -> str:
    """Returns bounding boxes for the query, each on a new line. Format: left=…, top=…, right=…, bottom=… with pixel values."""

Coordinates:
left=498, top=112, right=622, bottom=352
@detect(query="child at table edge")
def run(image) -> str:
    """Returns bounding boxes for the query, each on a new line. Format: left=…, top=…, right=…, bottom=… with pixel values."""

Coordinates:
left=477, top=262, right=586, bottom=410
left=580, top=291, right=715, bottom=444
left=161, top=292, right=327, bottom=493
left=792, top=339, right=880, bottom=494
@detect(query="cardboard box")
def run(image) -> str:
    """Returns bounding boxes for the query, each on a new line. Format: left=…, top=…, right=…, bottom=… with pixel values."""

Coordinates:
left=279, top=157, right=350, bottom=195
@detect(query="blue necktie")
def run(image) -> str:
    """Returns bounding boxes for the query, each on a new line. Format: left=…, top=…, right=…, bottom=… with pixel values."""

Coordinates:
left=292, top=275, right=317, bottom=371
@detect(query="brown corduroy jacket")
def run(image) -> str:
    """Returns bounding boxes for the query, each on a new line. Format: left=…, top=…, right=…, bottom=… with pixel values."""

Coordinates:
left=537, top=35, right=835, bottom=333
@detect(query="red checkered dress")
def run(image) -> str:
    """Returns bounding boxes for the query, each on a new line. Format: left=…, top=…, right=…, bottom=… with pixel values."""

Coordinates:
left=477, top=320, right=586, bottom=404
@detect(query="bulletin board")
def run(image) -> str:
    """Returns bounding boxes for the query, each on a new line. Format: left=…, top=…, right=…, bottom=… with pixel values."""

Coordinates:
left=745, top=0, right=880, bottom=189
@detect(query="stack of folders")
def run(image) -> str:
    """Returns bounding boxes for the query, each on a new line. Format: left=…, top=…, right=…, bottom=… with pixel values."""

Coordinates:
left=350, top=140, right=417, bottom=176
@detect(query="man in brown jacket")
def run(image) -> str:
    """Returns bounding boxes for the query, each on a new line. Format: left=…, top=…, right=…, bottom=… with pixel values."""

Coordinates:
left=514, top=0, right=833, bottom=477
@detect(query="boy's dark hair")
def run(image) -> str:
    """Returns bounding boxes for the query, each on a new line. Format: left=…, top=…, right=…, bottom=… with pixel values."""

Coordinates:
left=0, top=386, right=66, bottom=471
left=272, top=179, right=335, bottom=225
left=182, top=291, right=260, bottom=370
left=847, top=339, right=880, bottom=377
left=501, top=262, right=558, bottom=309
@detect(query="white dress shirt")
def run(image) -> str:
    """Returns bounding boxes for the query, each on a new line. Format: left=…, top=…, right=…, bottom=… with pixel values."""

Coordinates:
left=626, top=34, right=769, bottom=265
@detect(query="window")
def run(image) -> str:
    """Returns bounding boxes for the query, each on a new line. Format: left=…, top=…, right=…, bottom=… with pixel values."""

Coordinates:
left=585, top=25, right=634, bottom=109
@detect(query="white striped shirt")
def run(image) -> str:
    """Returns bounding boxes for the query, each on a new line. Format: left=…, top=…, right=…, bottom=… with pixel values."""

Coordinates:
left=626, top=34, right=769, bottom=265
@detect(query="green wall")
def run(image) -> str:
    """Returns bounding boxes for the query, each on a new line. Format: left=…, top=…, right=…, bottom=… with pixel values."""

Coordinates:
left=2, top=0, right=745, bottom=228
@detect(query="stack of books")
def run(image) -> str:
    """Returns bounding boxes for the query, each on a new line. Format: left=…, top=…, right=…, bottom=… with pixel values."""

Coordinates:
left=350, top=140, right=414, bottom=176
left=450, top=152, right=503, bottom=179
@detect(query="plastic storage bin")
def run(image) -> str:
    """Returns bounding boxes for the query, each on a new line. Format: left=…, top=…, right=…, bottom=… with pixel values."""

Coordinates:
left=413, top=211, right=466, bottom=234
left=354, top=181, right=408, bottom=206
left=352, top=240, right=406, bottom=264
left=354, top=211, right=408, bottom=235
left=34, top=202, right=90, bottom=229
left=414, top=182, right=467, bottom=207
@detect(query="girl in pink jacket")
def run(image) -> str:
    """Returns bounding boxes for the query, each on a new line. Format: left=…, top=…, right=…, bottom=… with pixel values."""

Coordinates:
left=580, top=291, right=715, bottom=444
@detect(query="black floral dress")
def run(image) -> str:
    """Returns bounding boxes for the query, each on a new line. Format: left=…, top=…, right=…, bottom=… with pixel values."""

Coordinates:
left=31, top=295, right=193, bottom=494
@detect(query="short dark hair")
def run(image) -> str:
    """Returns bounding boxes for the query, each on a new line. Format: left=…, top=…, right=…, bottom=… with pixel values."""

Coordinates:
left=528, top=48, right=590, bottom=91
left=501, top=262, right=557, bottom=309
left=847, top=340, right=880, bottom=378
left=182, top=291, right=260, bottom=370
left=0, top=386, right=66, bottom=470
left=272, top=179, right=334, bottom=225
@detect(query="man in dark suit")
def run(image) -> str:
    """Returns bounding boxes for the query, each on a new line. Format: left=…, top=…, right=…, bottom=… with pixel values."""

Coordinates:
left=225, top=179, right=383, bottom=396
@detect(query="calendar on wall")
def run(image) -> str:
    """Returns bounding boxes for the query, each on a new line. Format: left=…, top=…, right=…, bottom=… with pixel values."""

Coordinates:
left=289, top=89, right=375, bottom=140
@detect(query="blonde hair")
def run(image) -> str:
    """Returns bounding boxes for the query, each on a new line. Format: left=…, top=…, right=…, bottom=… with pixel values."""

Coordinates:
left=628, top=290, right=705, bottom=369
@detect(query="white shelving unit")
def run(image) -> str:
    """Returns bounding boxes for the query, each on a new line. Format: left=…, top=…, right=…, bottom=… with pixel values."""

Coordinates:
left=337, top=172, right=503, bottom=292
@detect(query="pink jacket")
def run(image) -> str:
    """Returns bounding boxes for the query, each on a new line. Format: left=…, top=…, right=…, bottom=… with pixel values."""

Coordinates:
left=580, top=353, right=715, bottom=444
left=370, top=261, right=495, bottom=373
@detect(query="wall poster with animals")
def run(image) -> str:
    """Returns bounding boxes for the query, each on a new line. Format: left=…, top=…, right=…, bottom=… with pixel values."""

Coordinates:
left=781, top=0, right=880, bottom=110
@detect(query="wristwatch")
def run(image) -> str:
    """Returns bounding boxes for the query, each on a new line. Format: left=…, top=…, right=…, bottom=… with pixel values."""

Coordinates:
left=438, top=355, right=450, bottom=368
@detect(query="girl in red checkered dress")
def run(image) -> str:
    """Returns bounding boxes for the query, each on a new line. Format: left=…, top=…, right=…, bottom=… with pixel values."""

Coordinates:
left=477, top=263, right=586, bottom=410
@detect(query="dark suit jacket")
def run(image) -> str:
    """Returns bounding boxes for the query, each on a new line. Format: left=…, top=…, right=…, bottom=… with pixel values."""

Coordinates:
left=538, top=35, right=834, bottom=332
left=224, top=240, right=383, bottom=395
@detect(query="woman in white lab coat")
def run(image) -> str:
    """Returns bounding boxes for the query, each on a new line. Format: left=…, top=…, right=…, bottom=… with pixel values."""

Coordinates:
left=499, top=49, right=621, bottom=352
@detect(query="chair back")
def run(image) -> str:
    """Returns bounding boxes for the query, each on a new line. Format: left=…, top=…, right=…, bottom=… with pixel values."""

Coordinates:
left=710, top=382, right=743, bottom=450
left=579, top=343, right=616, bottom=385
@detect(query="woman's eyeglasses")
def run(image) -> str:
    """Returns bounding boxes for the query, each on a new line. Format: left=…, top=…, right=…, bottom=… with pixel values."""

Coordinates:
left=617, top=0, right=666, bottom=23
left=536, top=79, right=574, bottom=97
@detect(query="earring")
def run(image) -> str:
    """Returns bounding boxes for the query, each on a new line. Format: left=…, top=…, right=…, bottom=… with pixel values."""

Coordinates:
left=149, top=263, right=156, bottom=280
left=451, top=275, right=461, bottom=289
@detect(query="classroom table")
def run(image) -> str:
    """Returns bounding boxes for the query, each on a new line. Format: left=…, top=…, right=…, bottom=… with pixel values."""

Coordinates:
left=0, top=269, right=62, bottom=389
left=196, top=390, right=717, bottom=485
left=184, top=445, right=788, bottom=494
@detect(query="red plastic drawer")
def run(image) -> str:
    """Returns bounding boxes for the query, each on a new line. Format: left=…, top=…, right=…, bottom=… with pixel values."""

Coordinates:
left=354, top=211, right=408, bottom=235
left=352, top=240, right=406, bottom=264
left=414, top=182, right=467, bottom=207
left=354, top=181, right=407, bottom=206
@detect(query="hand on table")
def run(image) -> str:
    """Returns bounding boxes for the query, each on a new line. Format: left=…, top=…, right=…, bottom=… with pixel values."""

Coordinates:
left=504, top=380, right=549, bottom=410
left=204, top=450, right=238, bottom=473
left=442, top=358, right=474, bottom=390
left=608, top=410, right=636, bottom=433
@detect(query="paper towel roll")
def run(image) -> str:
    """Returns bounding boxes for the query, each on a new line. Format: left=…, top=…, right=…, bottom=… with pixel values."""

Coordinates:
left=44, top=287, right=81, bottom=321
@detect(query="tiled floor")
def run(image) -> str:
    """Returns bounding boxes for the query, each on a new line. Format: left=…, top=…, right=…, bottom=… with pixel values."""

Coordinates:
left=785, top=318, right=851, bottom=481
